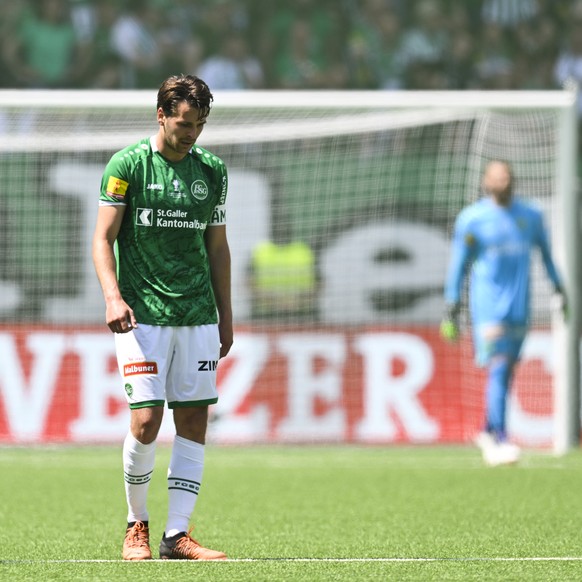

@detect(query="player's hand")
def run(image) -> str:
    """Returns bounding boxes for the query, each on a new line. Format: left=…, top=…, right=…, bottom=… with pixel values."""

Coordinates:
left=218, top=319, right=233, bottom=358
left=551, top=288, right=568, bottom=321
left=440, top=303, right=460, bottom=342
left=105, top=298, right=138, bottom=334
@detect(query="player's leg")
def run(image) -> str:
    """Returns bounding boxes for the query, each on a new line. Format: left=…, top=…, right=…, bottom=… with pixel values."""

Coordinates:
left=159, top=324, right=226, bottom=560
left=474, top=325, right=523, bottom=466
left=124, top=406, right=163, bottom=522
left=485, top=354, right=514, bottom=441
left=115, top=325, right=171, bottom=560
left=483, top=360, right=521, bottom=467
left=165, top=406, right=208, bottom=538
left=473, top=324, right=499, bottom=444
left=485, top=327, right=525, bottom=442
left=122, top=408, right=162, bottom=560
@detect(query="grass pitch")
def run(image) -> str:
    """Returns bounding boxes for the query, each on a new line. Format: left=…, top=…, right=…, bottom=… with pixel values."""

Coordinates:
left=1, top=445, right=582, bottom=581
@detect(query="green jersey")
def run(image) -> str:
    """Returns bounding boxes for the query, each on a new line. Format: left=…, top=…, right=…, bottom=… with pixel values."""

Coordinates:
left=99, top=137, right=228, bottom=326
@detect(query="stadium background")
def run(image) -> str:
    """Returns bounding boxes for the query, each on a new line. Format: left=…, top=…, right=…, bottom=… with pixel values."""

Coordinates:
left=0, top=0, right=579, bottom=447
left=0, top=0, right=578, bottom=94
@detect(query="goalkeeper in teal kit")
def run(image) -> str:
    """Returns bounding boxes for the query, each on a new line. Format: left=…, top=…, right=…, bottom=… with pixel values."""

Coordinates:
left=441, top=160, right=565, bottom=466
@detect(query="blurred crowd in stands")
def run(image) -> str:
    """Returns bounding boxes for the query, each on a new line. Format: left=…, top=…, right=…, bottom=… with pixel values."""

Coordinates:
left=0, top=0, right=580, bottom=96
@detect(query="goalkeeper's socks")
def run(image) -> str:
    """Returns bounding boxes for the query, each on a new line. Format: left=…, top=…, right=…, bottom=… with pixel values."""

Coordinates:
left=485, top=357, right=512, bottom=437
left=123, top=432, right=156, bottom=523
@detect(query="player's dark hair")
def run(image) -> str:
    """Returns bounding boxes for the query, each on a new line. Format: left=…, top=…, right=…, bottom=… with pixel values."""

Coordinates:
left=157, top=75, right=213, bottom=119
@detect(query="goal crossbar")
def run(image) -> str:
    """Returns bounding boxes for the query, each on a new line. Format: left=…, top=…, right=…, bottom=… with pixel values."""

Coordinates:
left=0, top=89, right=576, bottom=109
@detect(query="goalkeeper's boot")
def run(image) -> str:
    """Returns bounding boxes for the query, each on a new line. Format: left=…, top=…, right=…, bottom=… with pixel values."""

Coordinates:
left=122, top=520, right=152, bottom=560
left=159, top=528, right=227, bottom=560
left=475, top=431, right=520, bottom=466
left=481, top=440, right=520, bottom=467
left=489, top=442, right=521, bottom=467
left=474, top=431, right=496, bottom=453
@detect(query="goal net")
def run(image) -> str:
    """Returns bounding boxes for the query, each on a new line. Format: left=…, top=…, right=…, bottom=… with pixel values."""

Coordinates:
left=0, top=89, right=577, bottom=450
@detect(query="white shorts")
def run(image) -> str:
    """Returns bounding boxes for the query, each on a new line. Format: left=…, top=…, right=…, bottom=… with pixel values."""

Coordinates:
left=115, top=324, right=220, bottom=409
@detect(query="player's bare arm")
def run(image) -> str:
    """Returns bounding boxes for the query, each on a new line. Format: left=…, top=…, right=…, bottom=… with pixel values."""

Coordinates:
left=92, top=205, right=137, bottom=333
left=205, top=224, right=233, bottom=358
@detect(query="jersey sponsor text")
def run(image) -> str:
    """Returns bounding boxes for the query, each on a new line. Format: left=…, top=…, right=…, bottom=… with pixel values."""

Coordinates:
left=210, top=205, right=226, bottom=225
left=156, top=216, right=207, bottom=229
left=198, top=360, right=218, bottom=371
left=124, top=362, right=159, bottom=376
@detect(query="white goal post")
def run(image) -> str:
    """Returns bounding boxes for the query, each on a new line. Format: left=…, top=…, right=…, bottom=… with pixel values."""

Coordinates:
left=0, top=88, right=578, bottom=451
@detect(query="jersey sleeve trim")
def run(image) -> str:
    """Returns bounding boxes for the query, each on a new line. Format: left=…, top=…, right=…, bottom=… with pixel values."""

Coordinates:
left=99, top=200, right=126, bottom=206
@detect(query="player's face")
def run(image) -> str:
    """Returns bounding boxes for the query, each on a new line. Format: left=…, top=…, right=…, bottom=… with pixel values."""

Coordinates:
left=157, top=101, right=207, bottom=161
left=482, top=162, right=513, bottom=206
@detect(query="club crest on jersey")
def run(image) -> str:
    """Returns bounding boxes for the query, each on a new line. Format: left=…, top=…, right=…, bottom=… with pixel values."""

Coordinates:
left=191, top=180, right=209, bottom=200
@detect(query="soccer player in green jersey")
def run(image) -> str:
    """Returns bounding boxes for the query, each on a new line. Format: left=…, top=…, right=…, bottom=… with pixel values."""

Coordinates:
left=92, top=74, right=232, bottom=561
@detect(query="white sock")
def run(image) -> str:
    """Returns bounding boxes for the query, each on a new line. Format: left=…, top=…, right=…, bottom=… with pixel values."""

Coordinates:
left=165, top=435, right=205, bottom=537
left=123, top=432, right=156, bottom=523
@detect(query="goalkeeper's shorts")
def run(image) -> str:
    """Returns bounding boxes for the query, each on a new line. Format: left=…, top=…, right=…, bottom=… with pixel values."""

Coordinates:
left=473, top=322, right=527, bottom=367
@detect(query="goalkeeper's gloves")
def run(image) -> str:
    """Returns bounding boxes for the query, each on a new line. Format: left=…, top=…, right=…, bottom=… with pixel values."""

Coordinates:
left=551, top=285, right=568, bottom=321
left=440, top=302, right=460, bottom=342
